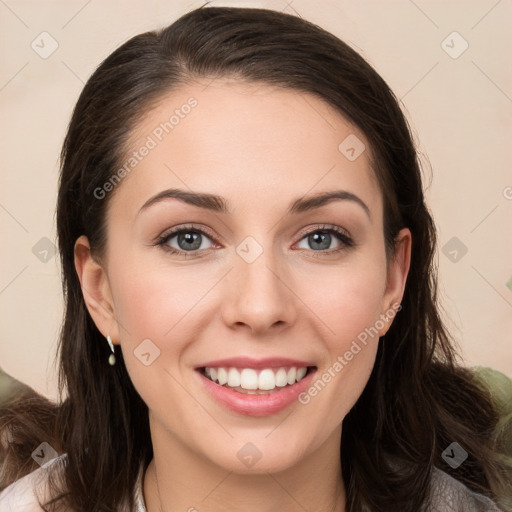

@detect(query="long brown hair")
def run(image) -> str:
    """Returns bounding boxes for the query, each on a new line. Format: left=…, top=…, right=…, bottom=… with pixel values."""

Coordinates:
left=1, top=6, right=509, bottom=511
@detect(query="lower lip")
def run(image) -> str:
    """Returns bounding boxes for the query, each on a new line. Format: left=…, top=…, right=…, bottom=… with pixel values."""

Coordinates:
left=196, top=368, right=316, bottom=417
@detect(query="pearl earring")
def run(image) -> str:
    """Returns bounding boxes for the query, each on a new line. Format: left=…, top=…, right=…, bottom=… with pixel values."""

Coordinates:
left=107, top=335, right=116, bottom=366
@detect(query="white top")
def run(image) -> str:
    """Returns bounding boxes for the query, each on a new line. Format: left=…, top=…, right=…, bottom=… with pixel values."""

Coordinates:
left=0, top=453, right=503, bottom=511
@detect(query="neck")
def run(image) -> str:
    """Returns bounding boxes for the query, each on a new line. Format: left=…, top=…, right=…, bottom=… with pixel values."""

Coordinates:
left=143, top=416, right=346, bottom=512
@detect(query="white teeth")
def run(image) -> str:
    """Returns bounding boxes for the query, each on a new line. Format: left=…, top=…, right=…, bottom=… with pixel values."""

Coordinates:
left=227, top=368, right=241, bottom=387
left=258, top=369, right=275, bottom=390
left=240, top=369, right=258, bottom=390
left=287, top=367, right=296, bottom=385
left=203, top=366, right=310, bottom=391
left=217, top=368, right=228, bottom=386
left=275, top=368, right=288, bottom=387
left=296, top=367, right=307, bottom=381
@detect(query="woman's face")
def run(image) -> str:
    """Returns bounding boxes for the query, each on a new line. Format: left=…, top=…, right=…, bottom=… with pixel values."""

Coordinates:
left=77, top=78, right=410, bottom=474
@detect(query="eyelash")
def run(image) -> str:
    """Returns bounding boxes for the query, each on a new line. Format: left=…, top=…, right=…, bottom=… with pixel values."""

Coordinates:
left=154, top=223, right=356, bottom=259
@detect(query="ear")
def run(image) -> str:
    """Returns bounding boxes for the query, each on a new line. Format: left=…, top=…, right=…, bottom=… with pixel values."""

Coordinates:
left=378, top=227, right=412, bottom=336
left=74, top=235, right=120, bottom=344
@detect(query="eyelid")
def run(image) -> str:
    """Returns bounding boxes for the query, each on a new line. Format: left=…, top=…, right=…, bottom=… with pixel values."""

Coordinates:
left=154, top=223, right=219, bottom=246
left=295, top=223, right=352, bottom=241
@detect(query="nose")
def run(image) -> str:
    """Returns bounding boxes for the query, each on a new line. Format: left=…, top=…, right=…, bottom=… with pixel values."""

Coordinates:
left=221, top=244, right=297, bottom=336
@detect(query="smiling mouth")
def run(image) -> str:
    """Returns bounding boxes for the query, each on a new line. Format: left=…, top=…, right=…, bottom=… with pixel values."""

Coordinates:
left=200, top=366, right=316, bottom=394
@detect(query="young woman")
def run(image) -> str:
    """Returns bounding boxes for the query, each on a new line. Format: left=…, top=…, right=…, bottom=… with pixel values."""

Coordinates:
left=0, top=6, right=509, bottom=511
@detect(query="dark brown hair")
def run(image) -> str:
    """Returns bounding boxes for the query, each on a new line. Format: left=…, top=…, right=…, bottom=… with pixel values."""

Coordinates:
left=1, top=6, right=509, bottom=511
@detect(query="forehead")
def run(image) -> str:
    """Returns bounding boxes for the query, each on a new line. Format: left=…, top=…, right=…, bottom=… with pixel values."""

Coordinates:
left=109, top=78, right=382, bottom=221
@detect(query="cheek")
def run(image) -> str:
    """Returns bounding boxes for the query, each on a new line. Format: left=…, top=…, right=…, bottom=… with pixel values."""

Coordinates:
left=106, top=252, right=223, bottom=399
left=293, top=259, right=386, bottom=414
left=109, top=255, right=202, bottom=342
left=296, top=257, right=387, bottom=345
left=108, top=263, right=198, bottom=417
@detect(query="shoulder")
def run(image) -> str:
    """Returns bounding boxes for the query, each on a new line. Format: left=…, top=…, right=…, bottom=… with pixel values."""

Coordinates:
left=430, top=466, right=504, bottom=511
left=0, top=453, right=67, bottom=512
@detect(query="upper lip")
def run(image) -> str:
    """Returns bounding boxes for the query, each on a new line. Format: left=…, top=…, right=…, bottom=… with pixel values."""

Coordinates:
left=195, top=357, right=315, bottom=370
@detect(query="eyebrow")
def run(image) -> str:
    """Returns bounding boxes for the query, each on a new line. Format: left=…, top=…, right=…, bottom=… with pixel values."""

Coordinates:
left=138, top=188, right=371, bottom=219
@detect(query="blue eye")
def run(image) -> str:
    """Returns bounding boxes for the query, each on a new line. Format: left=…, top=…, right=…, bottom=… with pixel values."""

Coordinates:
left=296, top=226, right=353, bottom=252
left=157, top=226, right=215, bottom=256
left=155, top=223, right=354, bottom=258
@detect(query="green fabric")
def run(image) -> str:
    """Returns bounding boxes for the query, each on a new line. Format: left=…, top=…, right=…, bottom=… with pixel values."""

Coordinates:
left=0, top=367, right=30, bottom=405
left=473, top=366, right=512, bottom=455
left=472, top=366, right=512, bottom=510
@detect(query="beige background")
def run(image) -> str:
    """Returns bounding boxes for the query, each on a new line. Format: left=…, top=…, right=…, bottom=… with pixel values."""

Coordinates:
left=0, top=0, right=511, bottom=401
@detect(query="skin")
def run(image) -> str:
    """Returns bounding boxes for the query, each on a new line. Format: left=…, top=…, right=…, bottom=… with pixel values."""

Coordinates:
left=75, top=78, right=411, bottom=512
